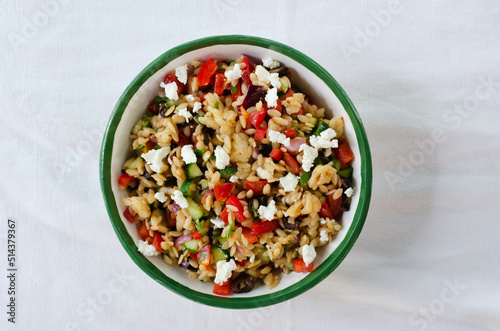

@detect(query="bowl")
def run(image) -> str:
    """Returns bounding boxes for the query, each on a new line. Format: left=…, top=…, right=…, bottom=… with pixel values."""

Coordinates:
left=100, top=35, right=372, bottom=309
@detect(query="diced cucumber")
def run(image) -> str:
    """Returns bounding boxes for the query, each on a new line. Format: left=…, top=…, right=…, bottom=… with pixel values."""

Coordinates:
left=187, top=163, right=203, bottom=179
left=186, top=197, right=204, bottom=220
left=200, top=179, right=210, bottom=190
left=338, top=166, right=353, bottom=178
left=309, top=117, right=318, bottom=127
left=183, top=239, right=200, bottom=253
left=249, top=199, right=260, bottom=218
left=216, top=235, right=228, bottom=246
left=255, top=248, right=271, bottom=263
left=283, top=262, right=294, bottom=272
left=299, top=171, right=311, bottom=187
left=194, top=148, right=204, bottom=157
left=219, top=166, right=237, bottom=176
left=313, top=121, right=329, bottom=136
left=195, top=220, right=207, bottom=235
left=126, top=157, right=142, bottom=170
left=180, top=179, right=196, bottom=197
left=211, top=246, right=229, bottom=263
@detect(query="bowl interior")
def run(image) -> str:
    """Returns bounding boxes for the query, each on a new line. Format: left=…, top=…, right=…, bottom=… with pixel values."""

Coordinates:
left=101, top=36, right=371, bottom=308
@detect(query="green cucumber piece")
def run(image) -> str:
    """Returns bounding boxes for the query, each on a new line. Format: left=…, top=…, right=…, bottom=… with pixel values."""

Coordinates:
left=187, top=163, right=203, bottom=179
left=299, top=171, right=311, bottom=187
left=183, top=239, right=200, bottom=253
left=194, top=220, right=207, bottom=235
left=256, top=248, right=271, bottom=263
left=211, top=246, right=229, bottom=263
left=216, top=235, right=228, bottom=246
left=283, top=262, right=294, bottom=272
left=219, top=166, right=236, bottom=176
left=338, top=167, right=353, bottom=178
left=180, top=179, right=196, bottom=197
left=126, top=157, right=142, bottom=170
left=249, top=199, right=260, bottom=218
left=194, top=148, right=204, bottom=157
left=186, top=197, right=204, bottom=220
left=313, top=121, right=329, bottom=136
left=309, top=117, right=318, bottom=127
left=200, top=179, right=210, bottom=190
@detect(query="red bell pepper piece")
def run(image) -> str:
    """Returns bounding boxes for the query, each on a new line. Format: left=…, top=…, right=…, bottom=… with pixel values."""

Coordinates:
left=214, top=73, right=226, bottom=96
left=226, top=195, right=246, bottom=223
left=251, top=107, right=267, bottom=128
left=152, top=232, right=163, bottom=252
left=245, top=180, right=268, bottom=196
left=242, top=227, right=258, bottom=244
left=118, top=173, right=135, bottom=189
left=283, top=152, right=300, bottom=174
left=272, top=99, right=282, bottom=112
left=283, top=128, right=296, bottom=139
left=334, top=140, right=355, bottom=166
left=174, top=132, right=192, bottom=146
left=220, top=207, right=229, bottom=223
left=231, top=81, right=242, bottom=102
left=163, top=72, right=185, bottom=94
left=240, top=55, right=254, bottom=73
left=123, top=207, right=135, bottom=223
left=197, top=245, right=211, bottom=267
left=165, top=210, right=176, bottom=228
left=197, top=58, right=218, bottom=87
left=214, top=183, right=235, bottom=202
left=213, top=279, right=231, bottom=296
left=254, top=127, right=267, bottom=141
left=293, top=258, right=313, bottom=273
left=201, top=189, right=214, bottom=205
left=285, top=90, right=295, bottom=99
left=251, top=219, right=279, bottom=235
left=192, top=229, right=203, bottom=240
left=319, top=202, right=335, bottom=219
left=327, top=193, right=342, bottom=217
left=137, top=221, right=150, bottom=241
left=241, top=70, right=252, bottom=85
left=269, top=147, right=283, bottom=161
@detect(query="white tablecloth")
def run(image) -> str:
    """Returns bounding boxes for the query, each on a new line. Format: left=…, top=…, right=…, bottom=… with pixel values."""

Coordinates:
left=1, top=1, right=499, bottom=330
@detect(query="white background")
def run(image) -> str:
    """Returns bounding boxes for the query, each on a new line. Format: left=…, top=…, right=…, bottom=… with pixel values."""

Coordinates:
left=1, top=1, right=499, bottom=330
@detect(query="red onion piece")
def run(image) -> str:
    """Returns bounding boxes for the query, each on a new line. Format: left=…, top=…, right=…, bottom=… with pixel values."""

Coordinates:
left=284, top=138, right=305, bottom=152
left=174, top=234, right=192, bottom=247
left=252, top=147, right=260, bottom=159
left=172, top=203, right=181, bottom=215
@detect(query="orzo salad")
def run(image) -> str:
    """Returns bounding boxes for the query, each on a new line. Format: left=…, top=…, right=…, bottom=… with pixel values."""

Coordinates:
left=118, top=55, right=355, bottom=295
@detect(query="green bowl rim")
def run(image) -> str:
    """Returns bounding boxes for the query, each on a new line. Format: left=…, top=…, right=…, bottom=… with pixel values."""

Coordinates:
left=100, top=34, right=372, bottom=309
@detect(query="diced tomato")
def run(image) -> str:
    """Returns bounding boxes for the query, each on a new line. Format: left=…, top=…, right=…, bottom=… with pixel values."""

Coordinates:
left=240, top=56, right=254, bottom=73
left=269, top=147, right=283, bottom=161
left=152, top=232, right=163, bottom=252
left=201, top=189, right=214, bottom=205
left=285, top=90, right=295, bottom=99
left=163, top=72, right=185, bottom=94
left=251, top=219, right=279, bottom=234
left=197, top=245, right=211, bottom=267
left=283, top=152, right=300, bottom=174
left=192, top=229, right=203, bottom=240
left=335, top=140, right=355, bottom=166
left=200, top=93, right=207, bottom=103
left=214, top=73, right=226, bottom=96
left=213, top=279, right=231, bottom=296
left=251, top=108, right=267, bottom=128
left=137, top=221, right=150, bottom=241
left=197, top=58, right=218, bottom=87
left=319, top=202, right=335, bottom=219
left=123, top=207, right=135, bottom=223
left=174, top=132, right=192, bottom=146
left=226, top=195, right=246, bottom=223
left=214, top=183, right=235, bottom=202
left=241, top=70, right=252, bottom=85
left=327, top=193, right=342, bottom=217
left=254, top=127, right=267, bottom=141
left=245, top=180, right=268, bottom=196
left=271, top=99, right=282, bottom=112
left=231, top=81, right=241, bottom=102
left=237, top=260, right=246, bottom=267
left=242, top=227, right=258, bottom=244
left=293, top=258, right=313, bottom=273
left=118, top=173, right=135, bottom=189
left=283, top=128, right=296, bottom=139
left=189, top=252, right=198, bottom=260
left=165, top=210, right=176, bottom=228
left=220, top=207, right=229, bottom=223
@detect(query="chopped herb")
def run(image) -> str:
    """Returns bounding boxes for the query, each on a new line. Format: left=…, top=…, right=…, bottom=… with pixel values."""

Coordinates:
left=219, top=166, right=237, bottom=175
left=211, top=154, right=216, bottom=161
left=231, top=85, right=238, bottom=94
left=313, top=121, right=329, bottom=136
left=299, top=171, right=311, bottom=187
left=145, top=112, right=153, bottom=117
left=153, top=146, right=161, bottom=150
left=194, top=148, right=204, bottom=157
left=164, top=249, right=170, bottom=255
left=194, top=114, right=204, bottom=126
left=218, top=64, right=225, bottom=71
left=226, top=221, right=235, bottom=239
left=195, top=220, right=207, bottom=235
left=155, top=96, right=169, bottom=103
left=292, top=125, right=300, bottom=135
left=135, top=145, right=145, bottom=153
left=230, top=61, right=236, bottom=66
left=281, top=82, right=287, bottom=90
left=214, top=101, right=219, bottom=108
left=141, top=120, right=149, bottom=129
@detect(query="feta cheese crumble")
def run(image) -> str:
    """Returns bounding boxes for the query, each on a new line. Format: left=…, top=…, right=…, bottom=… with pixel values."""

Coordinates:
left=215, top=259, right=237, bottom=285
left=181, top=145, right=197, bottom=164
left=171, top=190, right=188, bottom=209
left=262, top=57, right=280, bottom=69
left=268, top=130, right=290, bottom=147
left=224, top=63, right=242, bottom=81
left=185, top=94, right=195, bottom=102
left=192, top=101, right=202, bottom=113
left=141, top=146, right=170, bottom=173
left=265, top=87, right=279, bottom=108
left=299, top=144, right=318, bottom=172
left=269, top=73, right=281, bottom=89
left=210, top=217, right=225, bottom=229
left=229, top=175, right=238, bottom=183
left=175, top=64, right=188, bottom=84
left=176, top=107, right=192, bottom=123
left=345, top=187, right=354, bottom=198
left=258, top=200, right=277, bottom=220
left=160, top=81, right=178, bottom=101
left=320, top=217, right=331, bottom=225
left=137, top=240, right=159, bottom=257
left=302, top=244, right=316, bottom=266
left=256, top=167, right=272, bottom=180
left=279, top=172, right=299, bottom=192
left=154, top=192, right=167, bottom=203
left=214, top=145, right=230, bottom=169
left=309, top=128, right=338, bottom=149
left=320, top=230, right=328, bottom=243
left=255, top=65, right=271, bottom=84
